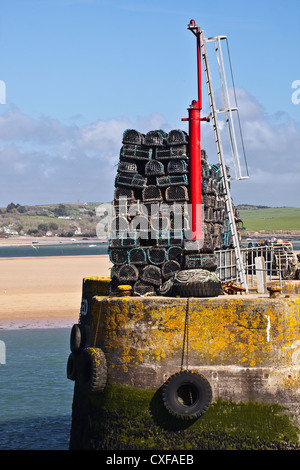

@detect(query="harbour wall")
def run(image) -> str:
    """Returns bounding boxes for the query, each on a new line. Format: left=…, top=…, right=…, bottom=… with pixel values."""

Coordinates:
left=68, top=278, right=300, bottom=450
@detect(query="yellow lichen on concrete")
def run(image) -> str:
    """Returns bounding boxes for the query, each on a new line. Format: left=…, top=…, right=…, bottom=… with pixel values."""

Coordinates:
left=89, top=295, right=300, bottom=373
left=185, top=298, right=272, bottom=367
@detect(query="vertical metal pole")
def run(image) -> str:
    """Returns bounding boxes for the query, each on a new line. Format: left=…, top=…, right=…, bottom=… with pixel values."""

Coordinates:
left=185, top=20, right=203, bottom=240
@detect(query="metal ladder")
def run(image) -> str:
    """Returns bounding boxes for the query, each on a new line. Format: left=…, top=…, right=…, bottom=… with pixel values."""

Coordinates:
left=200, top=31, right=248, bottom=291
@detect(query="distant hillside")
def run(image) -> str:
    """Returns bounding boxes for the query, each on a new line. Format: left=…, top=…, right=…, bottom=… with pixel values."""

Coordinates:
left=0, top=202, right=109, bottom=238
left=238, top=206, right=300, bottom=232
left=1, top=202, right=299, bottom=238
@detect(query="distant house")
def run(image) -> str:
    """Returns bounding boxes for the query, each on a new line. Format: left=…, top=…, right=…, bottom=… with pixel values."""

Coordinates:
left=4, top=227, right=18, bottom=235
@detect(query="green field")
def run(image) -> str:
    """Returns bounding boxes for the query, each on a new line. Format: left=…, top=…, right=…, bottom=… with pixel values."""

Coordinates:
left=239, top=207, right=300, bottom=231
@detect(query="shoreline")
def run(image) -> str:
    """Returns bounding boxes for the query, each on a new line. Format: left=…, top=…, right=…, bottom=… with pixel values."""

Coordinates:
left=0, top=254, right=112, bottom=330
left=0, top=235, right=107, bottom=247
left=1, top=238, right=299, bottom=331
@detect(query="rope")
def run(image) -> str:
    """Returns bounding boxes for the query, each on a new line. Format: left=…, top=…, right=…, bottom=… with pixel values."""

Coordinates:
left=181, top=297, right=190, bottom=371
left=93, top=302, right=102, bottom=347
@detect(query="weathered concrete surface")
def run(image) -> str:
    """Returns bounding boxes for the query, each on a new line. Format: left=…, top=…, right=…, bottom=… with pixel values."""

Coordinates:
left=88, top=294, right=300, bottom=416
left=69, top=279, right=300, bottom=449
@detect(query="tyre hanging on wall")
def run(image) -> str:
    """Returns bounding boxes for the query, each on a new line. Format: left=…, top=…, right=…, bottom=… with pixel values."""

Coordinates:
left=77, top=347, right=107, bottom=394
left=70, top=323, right=87, bottom=354
left=162, top=370, right=212, bottom=419
left=66, top=353, right=77, bottom=381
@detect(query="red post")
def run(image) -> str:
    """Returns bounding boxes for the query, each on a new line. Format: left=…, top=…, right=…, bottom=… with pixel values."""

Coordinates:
left=183, top=20, right=203, bottom=241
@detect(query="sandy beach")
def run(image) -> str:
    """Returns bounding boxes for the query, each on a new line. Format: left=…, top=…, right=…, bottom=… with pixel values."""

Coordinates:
left=0, top=254, right=112, bottom=330
left=0, top=236, right=298, bottom=330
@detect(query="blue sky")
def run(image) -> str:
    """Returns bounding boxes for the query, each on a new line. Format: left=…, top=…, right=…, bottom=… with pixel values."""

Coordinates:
left=0, top=0, right=299, bottom=207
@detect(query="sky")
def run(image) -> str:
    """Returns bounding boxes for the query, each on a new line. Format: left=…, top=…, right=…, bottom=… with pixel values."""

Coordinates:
left=0, top=0, right=299, bottom=207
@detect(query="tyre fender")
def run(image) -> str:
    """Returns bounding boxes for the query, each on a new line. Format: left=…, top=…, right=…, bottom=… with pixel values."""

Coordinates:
left=162, top=370, right=212, bottom=419
left=70, top=323, right=87, bottom=353
left=77, top=347, right=107, bottom=394
left=66, top=353, right=77, bottom=381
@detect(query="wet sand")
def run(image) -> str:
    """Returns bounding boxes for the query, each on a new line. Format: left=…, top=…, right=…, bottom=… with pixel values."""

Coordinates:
left=0, top=255, right=112, bottom=330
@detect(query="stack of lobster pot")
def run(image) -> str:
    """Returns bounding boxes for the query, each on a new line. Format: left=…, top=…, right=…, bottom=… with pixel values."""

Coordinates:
left=108, top=128, right=242, bottom=296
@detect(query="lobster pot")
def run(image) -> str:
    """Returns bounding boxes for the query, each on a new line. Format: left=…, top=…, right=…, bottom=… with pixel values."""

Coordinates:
left=117, top=263, right=139, bottom=283
left=113, top=199, right=130, bottom=216
left=167, top=129, right=188, bottom=146
left=167, top=159, right=188, bottom=174
left=133, top=281, right=156, bottom=296
left=184, top=254, right=217, bottom=271
left=109, top=235, right=138, bottom=248
left=154, top=232, right=171, bottom=247
left=150, top=216, right=170, bottom=233
left=213, top=224, right=223, bottom=237
left=117, top=161, right=138, bottom=174
left=213, top=210, right=221, bottom=223
left=155, top=145, right=188, bottom=160
left=144, top=130, right=166, bottom=147
left=203, top=234, right=214, bottom=253
left=162, top=260, right=181, bottom=280
left=214, top=235, right=223, bottom=250
left=128, top=247, right=147, bottom=265
left=128, top=215, right=149, bottom=235
left=120, top=145, right=152, bottom=161
left=122, top=129, right=144, bottom=145
left=115, top=173, right=146, bottom=189
left=114, top=187, right=135, bottom=203
left=145, top=160, right=165, bottom=176
left=127, top=201, right=144, bottom=218
left=165, top=186, right=189, bottom=202
left=141, top=265, right=162, bottom=286
left=109, top=248, right=128, bottom=266
left=140, top=203, right=159, bottom=218
left=147, top=247, right=167, bottom=265
left=110, top=264, right=120, bottom=279
left=156, top=175, right=188, bottom=187
left=110, top=216, right=129, bottom=235
left=167, top=246, right=183, bottom=262
left=168, top=202, right=187, bottom=216
left=210, top=164, right=222, bottom=180
left=169, top=230, right=184, bottom=246
left=205, top=207, right=214, bottom=222
left=201, top=164, right=210, bottom=180
left=170, top=213, right=190, bottom=232
left=183, top=239, right=204, bottom=253
left=142, top=185, right=163, bottom=204
left=213, top=196, right=221, bottom=210
left=202, top=194, right=209, bottom=207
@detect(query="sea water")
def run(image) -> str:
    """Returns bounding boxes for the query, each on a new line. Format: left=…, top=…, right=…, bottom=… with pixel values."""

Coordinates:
left=0, top=328, right=74, bottom=450
left=0, top=239, right=299, bottom=451
left=0, top=242, right=109, bottom=258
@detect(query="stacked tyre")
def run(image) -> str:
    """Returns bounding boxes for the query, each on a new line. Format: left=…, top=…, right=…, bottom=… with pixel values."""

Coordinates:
left=67, top=323, right=107, bottom=394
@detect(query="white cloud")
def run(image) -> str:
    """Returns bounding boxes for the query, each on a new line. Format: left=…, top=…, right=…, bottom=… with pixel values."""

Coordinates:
left=0, top=93, right=299, bottom=207
left=202, top=87, right=300, bottom=206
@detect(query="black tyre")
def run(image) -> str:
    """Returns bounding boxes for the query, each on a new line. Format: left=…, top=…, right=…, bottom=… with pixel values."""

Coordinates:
left=77, top=347, right=107, bottom=394
left=162, top=370, right=212, bottom=419
left=70, top=323, right=86, bottom=353
left=66, top=353, right=77, bottom=381
left=176, top=281, right=222, bottom=298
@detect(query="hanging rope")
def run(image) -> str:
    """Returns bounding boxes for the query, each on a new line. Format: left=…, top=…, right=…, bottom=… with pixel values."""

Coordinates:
left=181, top=297, right=190, bottom=371
left=93, top=301, right=102, bottom=347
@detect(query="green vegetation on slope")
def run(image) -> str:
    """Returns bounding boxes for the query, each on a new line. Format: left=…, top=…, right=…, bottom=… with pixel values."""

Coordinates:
left=239, top=207, right=300, bottom=232
left=0, top=202, right=106, bottom=238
